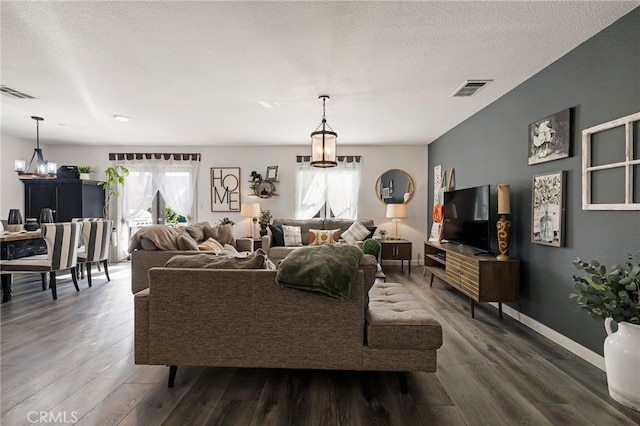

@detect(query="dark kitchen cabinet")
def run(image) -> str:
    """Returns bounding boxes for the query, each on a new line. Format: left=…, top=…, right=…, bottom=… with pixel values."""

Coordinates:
left=22, top=179, right=105, bottom=222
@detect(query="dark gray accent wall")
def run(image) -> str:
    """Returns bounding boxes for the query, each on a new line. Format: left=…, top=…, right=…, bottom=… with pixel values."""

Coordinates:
left=428, top=7, right=640, bottom=355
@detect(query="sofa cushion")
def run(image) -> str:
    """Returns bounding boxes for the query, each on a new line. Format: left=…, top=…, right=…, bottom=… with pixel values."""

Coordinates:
left=177, top=233, right=199, bottom=251
left=165, top=249, right=269, bottom=269
left=268, top=224, right=285, bottom=247
left=183, top=223, right=208, bottom=242
left=367, top=282, right=443, bottom=350
left=273, top=219, right=323, bottom=245
left=341, top=221, right=371, bottom=244
left=324, top=219, right=375, bottom=235
left=308, top=229, right=340, bottom=246
left=204, top=223, right=235, bottom=246
left=198, top=237, right=223, bottom=252
left=283, top=225, right=303, bottom=247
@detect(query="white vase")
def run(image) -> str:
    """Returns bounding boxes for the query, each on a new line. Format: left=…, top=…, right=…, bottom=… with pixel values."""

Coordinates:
left=604, top=318, right=640, bottom=411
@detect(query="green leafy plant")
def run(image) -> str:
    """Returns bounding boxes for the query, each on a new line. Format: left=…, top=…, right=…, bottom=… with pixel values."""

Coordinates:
left=571, top=257, right=640, bottom=325
left=165, top=206, right=186, bottom=225
left=219, top=217, right=235, bottom=226
left=258, top=209, right=272, bottom=230
left=362, top=238, right=381, bottom=256
left=98, top=165, right=129, bottom=219
left=78, top=166, right=92, bottom=173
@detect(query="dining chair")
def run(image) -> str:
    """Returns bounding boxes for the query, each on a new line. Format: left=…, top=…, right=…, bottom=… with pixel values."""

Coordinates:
left=0, top=222, right=82, bottom=300
left=76, top=219, right=113, bottom=286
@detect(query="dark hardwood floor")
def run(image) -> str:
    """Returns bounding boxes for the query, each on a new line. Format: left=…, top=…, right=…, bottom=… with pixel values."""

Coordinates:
left=2, top=262, right=639, bottom=425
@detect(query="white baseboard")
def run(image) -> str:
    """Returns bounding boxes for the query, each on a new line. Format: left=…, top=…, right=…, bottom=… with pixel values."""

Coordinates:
left=490, top=302, right=605, bottom=371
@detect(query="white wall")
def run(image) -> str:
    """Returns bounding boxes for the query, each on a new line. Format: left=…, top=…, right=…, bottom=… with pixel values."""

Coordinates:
left=2, top=138, right=429, bottom=263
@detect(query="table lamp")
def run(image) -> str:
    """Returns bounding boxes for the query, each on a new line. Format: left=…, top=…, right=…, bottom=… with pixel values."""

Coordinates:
left=386, top=204, right=407, bottom=239
left=496, top=184, right=511, bottom=260
left=241, top=203, right=261, bottom=238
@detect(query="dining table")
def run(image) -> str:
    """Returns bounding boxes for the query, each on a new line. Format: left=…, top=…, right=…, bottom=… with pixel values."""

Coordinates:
left=1, top=230, right=46, bottom=302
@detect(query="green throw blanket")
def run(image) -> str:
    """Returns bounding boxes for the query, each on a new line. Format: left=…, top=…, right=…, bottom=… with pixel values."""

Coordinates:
left=275, top=244, right=362, bottom=301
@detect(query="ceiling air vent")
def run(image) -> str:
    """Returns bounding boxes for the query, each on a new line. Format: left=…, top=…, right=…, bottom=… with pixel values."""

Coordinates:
left=450, top=80, right=492, bottom=98
left=0, top=85, right=36, bottom=99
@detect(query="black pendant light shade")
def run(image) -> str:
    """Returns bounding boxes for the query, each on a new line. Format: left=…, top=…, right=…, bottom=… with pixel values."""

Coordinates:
left=310, top=95, right=338, bottom=168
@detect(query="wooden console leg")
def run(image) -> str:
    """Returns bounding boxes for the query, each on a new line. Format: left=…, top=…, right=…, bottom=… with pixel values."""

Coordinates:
left=469, top=298, right=475, bottom=318
left=2, top=274, right=12, bottom=303
left=429, top=273, right=434, bottom=287
left=499, top=302, right=503, bottom=319
left=397, top=372, right=408, bottom=394
left=168, top=365, right=178, bottom=388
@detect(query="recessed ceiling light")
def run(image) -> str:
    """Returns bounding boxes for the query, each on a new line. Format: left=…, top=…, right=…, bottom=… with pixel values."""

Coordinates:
left=113, top=115, right=130, bottom=122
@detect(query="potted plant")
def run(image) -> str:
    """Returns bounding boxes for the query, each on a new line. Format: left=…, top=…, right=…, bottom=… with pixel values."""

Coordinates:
left=219, top=217, right=235, bottom=226
left=362, top=238, right=381, bottom=258
left=78, top=166, right=92, bottom=180
left=98, top=165, right=129, bottom=219
left=258, top=209, right=272, bottom=236
left=571, top=257, right=640, bottom=410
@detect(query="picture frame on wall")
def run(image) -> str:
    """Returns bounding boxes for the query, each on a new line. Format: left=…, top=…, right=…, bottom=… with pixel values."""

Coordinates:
left=528, top=108, right=571, bottom=165
left=266, top=165, right=279, bottom=181
left=211, top=167, right=240, bottom=212
left=531, top=170, right=566, bottom=247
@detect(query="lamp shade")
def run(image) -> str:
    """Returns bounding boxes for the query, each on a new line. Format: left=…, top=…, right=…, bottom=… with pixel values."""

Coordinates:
left=310, top=130, right=337, bottom=167
left=241, top=203, right=261, bottom=218
left=498, top=184, right=511, bottom=215
left=386, top=203, right=407, bottom=219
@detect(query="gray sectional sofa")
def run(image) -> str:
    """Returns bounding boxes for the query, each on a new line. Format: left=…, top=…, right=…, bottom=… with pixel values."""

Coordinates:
left=133, top=254, right=443, bottom=388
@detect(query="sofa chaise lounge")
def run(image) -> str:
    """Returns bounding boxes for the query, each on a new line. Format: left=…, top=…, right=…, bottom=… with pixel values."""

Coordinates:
left=133, top=253, right=443, bottom=390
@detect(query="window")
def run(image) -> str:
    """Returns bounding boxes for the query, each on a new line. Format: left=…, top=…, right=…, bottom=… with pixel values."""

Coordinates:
left=295, top=156, right=362, bottom=219
left=582, top=112, right=640, bottom=210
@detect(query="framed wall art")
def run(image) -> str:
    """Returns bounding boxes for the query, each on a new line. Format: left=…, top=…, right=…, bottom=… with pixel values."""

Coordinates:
left=211, top=167, right=240, bottom=212
left=531, top=170, right=566, bottom=247
left=528, top=108, right=571, bottom=165
left=266, top=165, right=279, bottom=181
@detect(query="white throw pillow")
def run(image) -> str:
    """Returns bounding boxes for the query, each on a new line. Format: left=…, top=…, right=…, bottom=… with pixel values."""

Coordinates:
left=341, top=221, right=370, bottom=245
left=282, top=225, right=303, bottom=247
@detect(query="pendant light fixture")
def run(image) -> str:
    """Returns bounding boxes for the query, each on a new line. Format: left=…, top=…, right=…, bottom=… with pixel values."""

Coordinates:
left=15, top=116, right=56, bottom=177
left=310, top=95, right=337, bottom=168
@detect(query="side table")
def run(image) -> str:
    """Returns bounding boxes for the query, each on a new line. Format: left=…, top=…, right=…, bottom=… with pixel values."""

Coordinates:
left=380, top=239, right=412, bottom=274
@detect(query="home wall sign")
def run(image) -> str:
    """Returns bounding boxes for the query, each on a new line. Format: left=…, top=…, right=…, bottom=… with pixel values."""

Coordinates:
left=582, top=111, right=640, bottom=210
left=211, top=167, right=240, bottom=212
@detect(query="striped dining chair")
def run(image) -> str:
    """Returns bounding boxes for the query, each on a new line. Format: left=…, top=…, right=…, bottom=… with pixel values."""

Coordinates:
left=76, top=219, right=113, bottom=286
left=0, top=222, right=82, bottom=300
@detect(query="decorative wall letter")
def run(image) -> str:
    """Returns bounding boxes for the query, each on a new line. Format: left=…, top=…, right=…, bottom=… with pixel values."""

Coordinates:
left=211, top=167, right=240, bottom=212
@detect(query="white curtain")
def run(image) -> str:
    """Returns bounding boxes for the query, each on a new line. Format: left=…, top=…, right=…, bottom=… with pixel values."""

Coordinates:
left=113, top=155, right=200, bottom=260
left=295, top=158, right=361, bottom=220
left=157, top=158, right=200, bottom=221
left=295, top=161, right=327, bottom=219
left=327, top=159, right=361, bottom=219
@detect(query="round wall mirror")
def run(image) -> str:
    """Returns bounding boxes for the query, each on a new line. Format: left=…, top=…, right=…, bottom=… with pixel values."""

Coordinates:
left=375, top=169, right=414, bottom=204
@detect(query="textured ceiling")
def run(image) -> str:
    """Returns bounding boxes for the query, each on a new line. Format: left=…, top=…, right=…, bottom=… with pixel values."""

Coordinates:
left=1, top=1, right=638, bottom=147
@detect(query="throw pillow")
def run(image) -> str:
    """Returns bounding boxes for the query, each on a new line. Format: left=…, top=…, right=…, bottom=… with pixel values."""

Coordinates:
left=308, top=228, right=341, bottom=246
left=204, top=224, right=235, bottom=246
left=341, top=221, right=371, bottom=245
left=366, top=226, right=377, bottom=240
left=282, top=225, right=303, bottom=247
left=177, top=233, right=199, bottom=250
left=198, top=237, right=223, bottom=253
left=184, top=223, right=207, bottom=242
left=268, top=224, right=285, bottom=247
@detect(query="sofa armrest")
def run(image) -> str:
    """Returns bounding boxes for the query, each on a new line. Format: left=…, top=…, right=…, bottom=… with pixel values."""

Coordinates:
left=134, top=288, right=150, bottom=364
left=261, top=235, right=272, bottom=253
left=235, top=237, right=252, bottom=252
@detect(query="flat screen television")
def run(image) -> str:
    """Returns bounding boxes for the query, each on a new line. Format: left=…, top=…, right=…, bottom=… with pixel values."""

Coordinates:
left=442, top=185, right=491, bottom=252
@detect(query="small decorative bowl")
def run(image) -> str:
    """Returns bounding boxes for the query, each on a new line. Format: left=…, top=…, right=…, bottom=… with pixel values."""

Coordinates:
left=24, top=219, right=39, bottom=232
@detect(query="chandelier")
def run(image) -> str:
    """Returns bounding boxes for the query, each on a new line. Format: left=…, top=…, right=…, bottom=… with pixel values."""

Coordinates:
left=310, top=95, right=337, bottom=168
left=15, top=116, right=57, bottom=177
